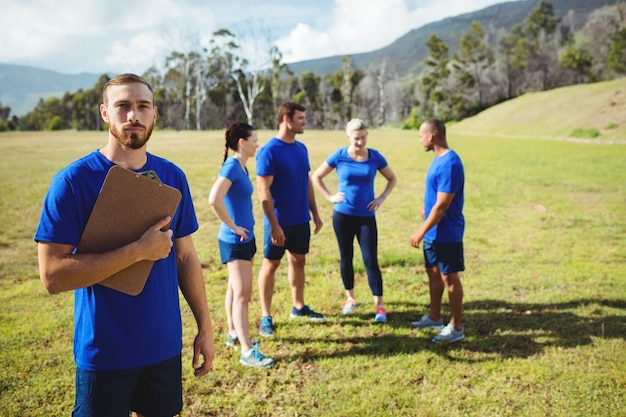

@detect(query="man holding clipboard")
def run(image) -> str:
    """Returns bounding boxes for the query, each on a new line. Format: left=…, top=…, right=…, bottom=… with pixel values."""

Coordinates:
left=35, top=73, right=214, bottom=417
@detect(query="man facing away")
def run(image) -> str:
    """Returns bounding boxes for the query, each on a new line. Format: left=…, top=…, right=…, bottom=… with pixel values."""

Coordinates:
left=255, top=102, right=325, bottom=337
left=35, top=73, right=214, bottom=416
left=409, top=118, right=466, bottom=343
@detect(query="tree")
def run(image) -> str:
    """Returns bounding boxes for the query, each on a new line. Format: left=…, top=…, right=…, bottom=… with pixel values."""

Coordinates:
left=522, top=0, right=562, bottom=90
left=524, top=0, right=560, bottom=41
left=270, top=46, right=294, bottom=109
left=298, top=71, right=323, bottom=128
left=421, top=34, right=452, bottom=120
left=499, top=25, right=530, bottom=99
left=560, top=45, right=595, bottom=83
left=608, top=28, right=626, bottom=75
left=22, top=96, right=66, bottom=131
left=580, top=2, right=626, bottom=79
left=163, top=51, right=200, bottom=130
left=453, top=21, right=494, bottom=111
left=340, top=56, right=357, bottom=122
left=211, top=28, right=270, bottom=126
left=323, top=57, right=364, bottom=128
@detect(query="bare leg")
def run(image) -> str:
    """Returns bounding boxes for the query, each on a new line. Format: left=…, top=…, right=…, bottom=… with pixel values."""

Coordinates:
left=258, top=258, right=280, bottom=317
left=442, top=271, right=463, bottom=330
left=225, top=282, right=234, bottom=335
left=426, top=265, right=445, bottom=321
left=287, top=251, right=306, bottom=309
left=227, top=259, right=254, bottom=351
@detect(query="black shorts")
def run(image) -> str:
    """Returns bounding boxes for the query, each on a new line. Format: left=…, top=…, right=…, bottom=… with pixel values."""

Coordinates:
left=423, top=240, right=465, bottom=274
left=72, top=354, right=182, bottom=417
left=263, top=223, right=310, bottom=259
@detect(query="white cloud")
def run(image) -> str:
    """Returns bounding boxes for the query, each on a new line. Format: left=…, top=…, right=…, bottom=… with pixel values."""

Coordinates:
left=277, top=0, right=514, bottom=63
left=0, top=0, right=510, bottom=74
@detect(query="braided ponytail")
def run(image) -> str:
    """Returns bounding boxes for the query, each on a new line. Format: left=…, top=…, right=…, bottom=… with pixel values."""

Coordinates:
left=222, top=122, right=256, bottom=165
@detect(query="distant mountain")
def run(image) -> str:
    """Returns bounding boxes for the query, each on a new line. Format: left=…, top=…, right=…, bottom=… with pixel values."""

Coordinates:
left=286, top=0, right=617, bottom=77
left=0, top=64, right=101, bottom=116
left=0, top=0, right=617, bottom=117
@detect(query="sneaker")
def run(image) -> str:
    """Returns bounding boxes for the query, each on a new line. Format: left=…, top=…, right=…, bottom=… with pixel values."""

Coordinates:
left=239, top=347, right=275, bottom=368
left=410, top=314, right=444, bottom=329
left=225, top=333, right=260, bottom=348
left=289, top=305, right=325, bottom=321
left=341, top=299, right=358, bottom=315
left=374, top=306, right=387, bottom=323
left=259, top=316, right=275, bottom=337
left=432, top=323, right=465, bottom=343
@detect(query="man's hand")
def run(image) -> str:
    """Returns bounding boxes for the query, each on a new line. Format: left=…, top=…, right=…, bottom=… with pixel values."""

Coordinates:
left=312, top=213, right=323, bottom=234
left=409, top=230, right=424, bottom=249
left=270, top=224, right=286, bottom=246
left=192, top=331, right=214, bottom=377
left=138, top=217, right=173, bottom=261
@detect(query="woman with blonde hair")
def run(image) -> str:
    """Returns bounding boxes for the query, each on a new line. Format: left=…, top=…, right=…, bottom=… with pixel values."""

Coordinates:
left=312, top=119, right=396, bottom=322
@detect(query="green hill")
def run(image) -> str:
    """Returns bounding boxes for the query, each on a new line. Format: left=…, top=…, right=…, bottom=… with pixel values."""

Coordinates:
left=451, top=77, right=626, bottom=143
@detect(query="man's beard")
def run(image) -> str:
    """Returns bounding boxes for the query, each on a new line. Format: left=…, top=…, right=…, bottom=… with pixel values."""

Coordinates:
left=110, top=121, right=154, bottom=149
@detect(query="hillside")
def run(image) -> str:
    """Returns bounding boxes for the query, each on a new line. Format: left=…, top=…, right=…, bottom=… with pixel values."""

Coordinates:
left=287, top=0, right=618, bottom=77
left=0, top=0, right=618, bottom=117
left=0, top=64, right=101, bottom=116
left=451, top=77, right=626, bottom=142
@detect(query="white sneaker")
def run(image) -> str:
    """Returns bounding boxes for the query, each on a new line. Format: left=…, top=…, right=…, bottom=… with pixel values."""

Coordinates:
left=432, top=323, right=465, bottom=343
left=410, top=314, right=444, bottom=329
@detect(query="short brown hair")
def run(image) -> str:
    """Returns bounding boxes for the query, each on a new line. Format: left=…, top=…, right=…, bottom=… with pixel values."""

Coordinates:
left=276, top=102, right=306, bottom=126
left=102, top=73, right=154, bottom=106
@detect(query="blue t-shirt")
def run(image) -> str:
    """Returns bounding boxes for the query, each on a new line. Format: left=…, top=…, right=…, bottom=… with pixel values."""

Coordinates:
left=217, top=157, right=255, bottom=244
left=424, top=150, right=465, bottom=243
left=326, top=147, right=388, bottom=217
left=255, top=137, right=311, bottom=227
left=34, top=150, right=198, bottom=372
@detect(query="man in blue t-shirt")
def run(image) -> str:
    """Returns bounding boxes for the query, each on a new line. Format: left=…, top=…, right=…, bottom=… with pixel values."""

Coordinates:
left=255, top=102, right=325, bottom=337
left=409, top=118, right=466, bottom=344
left=34, top=73, right=214, bottom=417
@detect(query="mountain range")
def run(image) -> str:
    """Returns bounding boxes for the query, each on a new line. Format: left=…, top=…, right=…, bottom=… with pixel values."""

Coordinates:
left=0, top=0, right=616, bottom=117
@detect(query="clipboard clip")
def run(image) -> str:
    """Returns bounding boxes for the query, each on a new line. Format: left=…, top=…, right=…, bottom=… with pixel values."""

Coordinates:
left=138, top=170, right=162, bottom=183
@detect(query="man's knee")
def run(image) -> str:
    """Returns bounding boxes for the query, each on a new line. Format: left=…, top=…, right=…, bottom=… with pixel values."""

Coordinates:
left=287, top=252, right=306, bottom=268
left=262, top=258, right=281, bottom=272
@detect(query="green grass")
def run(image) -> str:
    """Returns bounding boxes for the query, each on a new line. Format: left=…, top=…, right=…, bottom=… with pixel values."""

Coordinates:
left=2, top=79, right=626, bottom=416
left=570, top=128, right=600, bottom=138
left=458, top=77, right=626, bottom=142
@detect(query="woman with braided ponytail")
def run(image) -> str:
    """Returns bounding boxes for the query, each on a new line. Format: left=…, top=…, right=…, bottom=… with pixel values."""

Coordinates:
left=209, top=123, right=274, bottom=368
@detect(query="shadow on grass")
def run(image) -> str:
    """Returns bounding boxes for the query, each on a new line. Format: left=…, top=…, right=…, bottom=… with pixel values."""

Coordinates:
left=278, top=298, right=626, bottom=362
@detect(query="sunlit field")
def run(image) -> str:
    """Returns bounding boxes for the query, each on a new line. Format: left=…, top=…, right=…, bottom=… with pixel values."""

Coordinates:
left=1, top=119, right=624, bottom=416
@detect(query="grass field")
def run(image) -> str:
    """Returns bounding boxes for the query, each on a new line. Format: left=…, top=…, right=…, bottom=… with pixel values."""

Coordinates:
left=1, top=80, right=625, bottom=416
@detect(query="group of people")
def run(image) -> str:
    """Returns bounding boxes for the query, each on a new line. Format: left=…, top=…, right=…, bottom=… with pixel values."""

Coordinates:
left=34, top=73, right=466, bottom=416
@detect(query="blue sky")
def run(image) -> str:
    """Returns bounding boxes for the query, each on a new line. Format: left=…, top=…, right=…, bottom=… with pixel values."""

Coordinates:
left=0, top=0, right=514, bottom=75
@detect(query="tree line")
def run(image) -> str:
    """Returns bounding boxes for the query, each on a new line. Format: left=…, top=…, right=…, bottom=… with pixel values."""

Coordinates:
left=1, top=1, right=625, bottom=133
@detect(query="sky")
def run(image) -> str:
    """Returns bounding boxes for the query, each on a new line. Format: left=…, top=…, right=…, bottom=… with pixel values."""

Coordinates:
left=0, top=0, right=514, bottom=75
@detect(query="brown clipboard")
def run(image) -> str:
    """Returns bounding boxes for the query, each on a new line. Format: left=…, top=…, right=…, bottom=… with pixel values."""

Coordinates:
left=77, top=165, right=182, bottom=295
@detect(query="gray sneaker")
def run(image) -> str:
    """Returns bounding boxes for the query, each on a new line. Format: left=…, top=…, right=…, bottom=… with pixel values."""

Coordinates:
left=239, top=348, right=275, bottom=368
left=410, top=314, right=444, bottom=329
left=432, top=323, right=465, bottom=343
left=225, top=333, right=259, bottom=349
